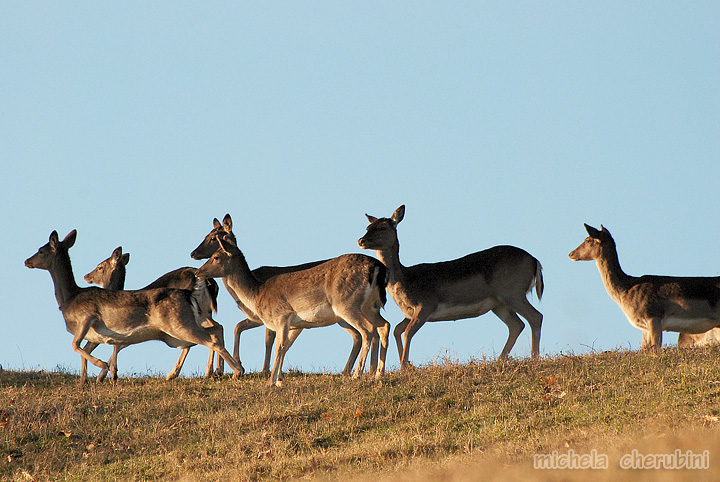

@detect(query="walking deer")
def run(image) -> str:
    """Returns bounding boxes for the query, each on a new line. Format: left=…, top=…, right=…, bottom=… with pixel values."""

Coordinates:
left=192, top=218, right=390, bottom=387
left=84, top=246, right=229, bottom=381
left=569, top=224, right=720, bottom=351
left=25, top=230, right=244, bottom=386
left=358, top=205, right=544, bottom=369
left=190, top=215, right=370, bottom=376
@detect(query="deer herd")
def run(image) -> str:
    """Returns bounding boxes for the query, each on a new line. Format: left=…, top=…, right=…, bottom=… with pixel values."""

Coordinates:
left=24, top=206, right=720, bottom=387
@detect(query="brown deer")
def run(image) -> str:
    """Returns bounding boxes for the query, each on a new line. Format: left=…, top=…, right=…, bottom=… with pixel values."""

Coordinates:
left=569, top=224, right=720, bottom=351
left=192, top=219, right=390, bottom=387
left=358, top=205, right=544, bottom=369
left=84, top=246, right=230, bottom=381
left=25, top=230, right=244, bottom=386
left=191, top=215, right=369, bottom=376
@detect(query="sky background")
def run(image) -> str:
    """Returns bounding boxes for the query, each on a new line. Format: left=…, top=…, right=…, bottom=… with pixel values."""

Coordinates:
left=2, top=2, right=719, bottom=378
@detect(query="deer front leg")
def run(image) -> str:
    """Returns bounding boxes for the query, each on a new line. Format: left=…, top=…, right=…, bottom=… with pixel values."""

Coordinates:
left=167, top=348, right=191, bottom=380
left=72, top=318, right=108, bottom=386
left=269, top=320, right=291, bottom=387
left=80, top=341, right=100, bottom=386
left=401, top=317, right=426, bottom=371
left=393, top=318, right=410, bottom=364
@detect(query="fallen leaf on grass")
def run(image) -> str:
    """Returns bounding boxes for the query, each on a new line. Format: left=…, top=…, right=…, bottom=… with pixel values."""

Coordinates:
left=354, top=409, right=363, bottom=419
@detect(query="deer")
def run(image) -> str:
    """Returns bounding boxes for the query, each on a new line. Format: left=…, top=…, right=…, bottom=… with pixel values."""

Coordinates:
left=190, top=215, right=370, bottom=377
left=358, top=205, right=544, bottom=369
left=83, top=246, right=230, bottom=381
left=569, top=223, right=720, bottom=352
left=192, top=217, right=390, bottom=387
left=25, top=230, right=244, bottom=386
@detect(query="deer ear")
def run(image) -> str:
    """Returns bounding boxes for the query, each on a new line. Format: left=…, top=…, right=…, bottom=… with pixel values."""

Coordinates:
left=213, top=218, right=222, bottom=229
left=63, top=230, right=77, bottom=249
left=121, top=253, right=130, bottom=266
left=584, top=223, right=601, bottom=238
left=391, top=205, right=405, bottom=224
left=217, top=235, right=231, bottom=254
left=366, top=214, right=378, bottom=224
left=222, top=213, right=233, bottom=232
left=111, top=246, right=123, bottom=263
left=49, top=231, right=60, bottom=249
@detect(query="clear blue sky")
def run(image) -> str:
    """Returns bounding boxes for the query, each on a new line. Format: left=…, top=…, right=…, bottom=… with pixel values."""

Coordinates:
left=2, top=2, right=718, bottom=377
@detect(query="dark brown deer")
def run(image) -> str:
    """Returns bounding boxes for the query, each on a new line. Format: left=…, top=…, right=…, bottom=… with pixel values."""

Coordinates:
left=569, top=224, right=720, bottom=351
left=192, top=218, right=390, bottom=387
left=84, top=246, right=230, bottom=381
left=191, top=215, right=370, bottom=376
left=25, top=230, right=244, bottom=386
left=358, top=205, right=544, bottom=369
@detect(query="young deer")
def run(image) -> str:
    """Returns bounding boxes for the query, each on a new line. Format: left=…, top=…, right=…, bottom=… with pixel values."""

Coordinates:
left=25, top=230, right=244, bottom=386
left=191, top=215, right=369, bottom=376
left=569, top=224, right=720, bottom=351
left=194, top=228, right=390, bottom=387
left=84, top=246, right=230, bottom=381
left=358, top=205, right=544, bottom=369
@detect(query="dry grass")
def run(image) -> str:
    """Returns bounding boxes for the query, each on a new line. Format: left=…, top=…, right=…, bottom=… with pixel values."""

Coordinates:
left=2, top=348, right=720, bottom=481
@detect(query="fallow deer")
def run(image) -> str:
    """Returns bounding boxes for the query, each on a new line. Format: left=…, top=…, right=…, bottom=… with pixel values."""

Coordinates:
left=84, top=246, right=230, bottom=381
left=25, top=230, right=244, bottom=385
left=190, top=215, right=370, bottom=376
left=193, top=223, right=390, bottom=387
left=358, top=205, right=544, bottom=369
left=569, top=223, right=720, bottom=351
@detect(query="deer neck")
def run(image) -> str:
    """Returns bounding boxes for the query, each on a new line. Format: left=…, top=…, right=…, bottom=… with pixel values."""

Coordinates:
left=595, top=244, right=635, bottom=302
left=375, top=238, right=406, bottom=287
left=221, top=254, right=264, bottom=319
left=51, top=250, right=81, bottom=308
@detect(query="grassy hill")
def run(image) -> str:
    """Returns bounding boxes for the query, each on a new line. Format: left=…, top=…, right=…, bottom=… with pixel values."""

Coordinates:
left=2, top=348, right=720, bottom=481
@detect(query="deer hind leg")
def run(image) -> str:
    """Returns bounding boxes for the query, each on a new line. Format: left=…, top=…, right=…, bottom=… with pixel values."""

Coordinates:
left=645, top=319, right=663, bottom=354
left=374, top=320, right=390, bottom=378
left=338, top=321, right=362, bottom=376
left=204, top=323, right=228, bottom=378
left=492, top=306, right=525, bottom=361
left=508, top=297, right=543, bottom=359
left=166, top=322, right=244, bottom=379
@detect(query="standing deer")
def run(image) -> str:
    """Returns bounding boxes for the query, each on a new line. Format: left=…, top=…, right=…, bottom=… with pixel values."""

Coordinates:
left=358, top=205, right=544, bottom=369
left=190, top=215, right=369, bottom=376
left=84, top=246, right=230, bottom=381
left=569, top=224, right=720, bottom=351
left=193, top=221, right=390, bottom=387
left=25, top=230, right=244, bottom=385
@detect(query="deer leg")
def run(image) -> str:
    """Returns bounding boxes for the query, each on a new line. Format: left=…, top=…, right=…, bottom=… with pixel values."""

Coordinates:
left=72, top=319, right=108, bottom=386
left=81, top=341, right=100, bottom=386
left=375, top=321, right=390, bottom=378
left=394, top=318, right=410, bottom=365
left=647, top=318, right=663, bottom=353
left=492, top=306, right=525, bottom=361
left=338, top=321, right=362, bottom=376
left=167, top=348, right=191, bottom=380
left=263, top=328, right=276, bottom=374
left=401, top=317, right=426, bottom=371
left=269, top=320, right=291, bottom=387
left=107, top=344, right=126, bottom=381
left=508, top=297, right=543, bottom=359
left=233, top=318, right=263, bottom=366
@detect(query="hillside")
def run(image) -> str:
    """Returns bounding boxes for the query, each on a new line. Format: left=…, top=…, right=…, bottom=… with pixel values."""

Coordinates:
left=2, top=348, right=720, bottom=481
